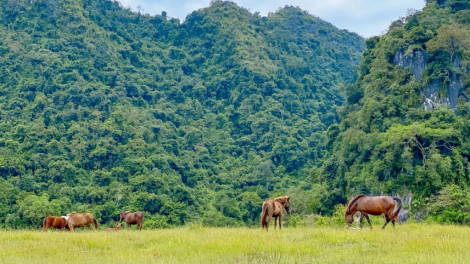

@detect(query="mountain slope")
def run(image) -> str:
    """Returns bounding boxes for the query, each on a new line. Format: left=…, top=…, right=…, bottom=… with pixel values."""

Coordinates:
left=0, top=0, right=364, bottom=227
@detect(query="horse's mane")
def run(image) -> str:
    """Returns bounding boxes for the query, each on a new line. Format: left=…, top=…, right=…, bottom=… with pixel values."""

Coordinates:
left=274, top=196, right=289, bottom=204
left=345, top=194, right=366, bottom=214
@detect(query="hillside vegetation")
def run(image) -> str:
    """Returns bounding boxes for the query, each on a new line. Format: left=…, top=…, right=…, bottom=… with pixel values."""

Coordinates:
left=0, top=0, right=364, bottom=228
left=322, top=0, right=470, bottom=223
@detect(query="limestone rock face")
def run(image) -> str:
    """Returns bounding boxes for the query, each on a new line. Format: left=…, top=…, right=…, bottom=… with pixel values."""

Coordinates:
left=394, top=50, right=468, bottom=111
left=393, top=49, right=428, bottom=82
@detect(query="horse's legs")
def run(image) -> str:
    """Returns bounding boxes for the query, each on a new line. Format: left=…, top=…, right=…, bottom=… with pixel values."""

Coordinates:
left=278, top=214, right=282, bottom=230
left=274, top=216, right=278, bottom=230
left=382, top=212, right=393, bottom=229
left=382, top=219, right=391, bottom=229
left=364, top=214, right=372, bottom=229
left=266, top=215, right=272, bottom=231
left=359, top=214, right=364, bottom=228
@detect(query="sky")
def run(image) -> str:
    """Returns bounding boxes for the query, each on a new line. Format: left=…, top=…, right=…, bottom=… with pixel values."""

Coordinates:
left=116, top=0, right=426, bottom=38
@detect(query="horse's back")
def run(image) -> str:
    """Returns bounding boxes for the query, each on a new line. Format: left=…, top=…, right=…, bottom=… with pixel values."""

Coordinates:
left=135, top=211, right=144, bottom=219
left=358, top=196, right=395, bottom=215
left=68, top=213, right=94, bottom=226
left=128, top=211, right=144, bottom=223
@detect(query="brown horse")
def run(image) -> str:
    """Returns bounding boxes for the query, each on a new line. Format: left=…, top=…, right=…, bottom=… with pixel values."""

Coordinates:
left=345, top=194, right=402, bottom=229
left=66, top=212, right=99, bottom=231
left=119, top=211, right=144, bottom=230
left=104, top=223, right=122, bottom=232
left=42, top=216, right=69, bottom=231
left=260, top=196, right=291, bottom=231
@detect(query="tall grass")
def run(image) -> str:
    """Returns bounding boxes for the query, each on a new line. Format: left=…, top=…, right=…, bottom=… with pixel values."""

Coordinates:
left=0, top=223, right=469, bottom=264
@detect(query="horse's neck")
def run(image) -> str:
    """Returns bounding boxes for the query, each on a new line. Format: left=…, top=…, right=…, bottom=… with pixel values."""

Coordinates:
left=347, top=200, right=359, bottom=215
left=274, top=201, right=284, bottom=211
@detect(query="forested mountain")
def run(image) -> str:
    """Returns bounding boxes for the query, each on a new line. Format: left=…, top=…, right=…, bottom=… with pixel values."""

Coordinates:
left=0, top=0, right=364, bottom=228
left=322, top=0, right=470, bottom=223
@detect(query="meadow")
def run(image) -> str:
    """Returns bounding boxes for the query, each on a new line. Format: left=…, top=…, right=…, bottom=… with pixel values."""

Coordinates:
left=0, top=223, right=469, bottom=264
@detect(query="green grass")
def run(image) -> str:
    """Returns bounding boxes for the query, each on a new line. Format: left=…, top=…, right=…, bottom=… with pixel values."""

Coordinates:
left=0, top=224, right=469, bottom=263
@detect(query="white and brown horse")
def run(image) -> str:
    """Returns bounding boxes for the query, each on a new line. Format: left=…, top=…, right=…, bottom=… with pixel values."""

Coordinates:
left=66, top=212, right=99, bottom=231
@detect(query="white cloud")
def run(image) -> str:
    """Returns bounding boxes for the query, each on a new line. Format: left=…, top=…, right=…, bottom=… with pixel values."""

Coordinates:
left=115, top=0, right=425, bottom=37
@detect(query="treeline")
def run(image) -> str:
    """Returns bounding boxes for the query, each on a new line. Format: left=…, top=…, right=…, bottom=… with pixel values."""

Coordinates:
left=320, top=0, right=470, bottom=224
left=0, top=0, right=364, bottom=228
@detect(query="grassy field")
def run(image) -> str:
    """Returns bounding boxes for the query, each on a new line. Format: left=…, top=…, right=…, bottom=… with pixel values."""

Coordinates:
left=0, top=224, right=469, bottom=264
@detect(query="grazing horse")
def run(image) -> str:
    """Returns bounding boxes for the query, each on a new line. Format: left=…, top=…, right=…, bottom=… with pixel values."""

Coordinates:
left=42, top=216, right=69, bottom=231
left=345, top=194, right=402, bottom=229
left=66, top=212, right=99, bottom=232
left=260, top=196, right=291, bottom=231
left=104, top=223, right=122, bottom=232
left=119, top=211, right=144, bottom=230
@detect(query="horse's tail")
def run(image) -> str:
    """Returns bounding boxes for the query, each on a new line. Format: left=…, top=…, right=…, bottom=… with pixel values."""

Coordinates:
left=345, top=194, right=366, bottom=215
left=260, top=201, right=268, bottom=229
left=93, top=218, right=99, bottom=230
left=392, top=197, right=402, bottom=219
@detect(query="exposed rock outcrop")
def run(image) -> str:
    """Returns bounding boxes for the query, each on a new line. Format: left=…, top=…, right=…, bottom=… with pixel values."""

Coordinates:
left=393, top=49, right=428, bottom=82
left=394, top=49, right=468, bottom=111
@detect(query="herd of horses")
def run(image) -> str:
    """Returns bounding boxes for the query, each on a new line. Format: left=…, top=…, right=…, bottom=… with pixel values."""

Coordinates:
left=42, top=211, right=144, bottom=232
left=260, top=194, right=402, bottom=231
left=42, top=194, right=401, bottom=232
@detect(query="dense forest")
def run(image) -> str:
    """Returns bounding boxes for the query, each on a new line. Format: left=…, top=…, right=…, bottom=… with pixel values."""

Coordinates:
left=0, top=0, right=365, bottom=228
left=322, top=0, right=470, bottom=224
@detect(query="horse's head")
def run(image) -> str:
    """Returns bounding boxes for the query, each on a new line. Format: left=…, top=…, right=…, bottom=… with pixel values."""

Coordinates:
left=285, top=196, right=291, bottom=214
left=275, top=196, right=291, bottom=214
left=345, top=212, right=354, bottom=228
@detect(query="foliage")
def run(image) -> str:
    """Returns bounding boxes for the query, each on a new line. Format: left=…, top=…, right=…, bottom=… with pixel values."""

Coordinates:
left=321, top=0, right=470, bottom=224
left=0, top=0, right=365, bottom=227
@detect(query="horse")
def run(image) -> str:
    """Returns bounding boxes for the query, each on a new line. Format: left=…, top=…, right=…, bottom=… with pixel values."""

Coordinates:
left=260, top=196, right=291, bottom=231
left=345, top=194, right=402, bottom=229
left=104, top=223, right=122, bottom=232
left=42, top=215, right=69, bottom=231
left=119, top=211, right=144, bottom=230
left=66, top=212, right=99, bottom=231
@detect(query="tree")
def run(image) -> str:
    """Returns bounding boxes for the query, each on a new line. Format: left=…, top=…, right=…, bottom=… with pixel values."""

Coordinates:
left=18, top=193, right=62, bottom=227
left=426, top=24, right=470, bottom=62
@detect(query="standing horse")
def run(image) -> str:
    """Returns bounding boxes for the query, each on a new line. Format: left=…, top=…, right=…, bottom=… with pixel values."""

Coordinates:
left=345, top=194, right=402, bottom=229
left=66, top=212, right=99, bottom=232
left=42, top=216, right=69, bottom=231
left=260, top=196, right=291, bottom=231
left=119, top=211, right=144, bottom=230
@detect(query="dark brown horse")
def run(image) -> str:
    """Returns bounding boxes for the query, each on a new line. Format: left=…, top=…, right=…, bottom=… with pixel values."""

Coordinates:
left=42, top=216, right=69, bottom=231
left=345, top=194, right=402, bottom=229
left=260, top=196, right=291, bottom=231
left=119, top=211, right=144, bottom=230
left=66, top=212, right=99, bottom=232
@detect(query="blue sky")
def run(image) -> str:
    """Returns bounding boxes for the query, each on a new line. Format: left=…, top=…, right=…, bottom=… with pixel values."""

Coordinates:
left=116, top=0, right=425, bottom=38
